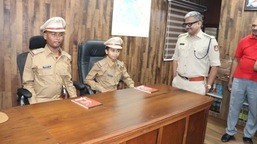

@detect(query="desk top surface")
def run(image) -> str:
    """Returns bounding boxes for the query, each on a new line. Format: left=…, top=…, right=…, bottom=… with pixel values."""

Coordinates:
left=0, top=84, right=213, bottom=144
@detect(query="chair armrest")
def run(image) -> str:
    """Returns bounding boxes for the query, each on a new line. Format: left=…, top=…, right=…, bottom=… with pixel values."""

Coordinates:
left=17, top=88, right=32, bottom=105
left=73, top=81, right=86, bottom=90
left=85, top=84, right=95, bottom=95
left=17, top=88, right=32, bottom=98
left=73, top=81, right=95, bottom=95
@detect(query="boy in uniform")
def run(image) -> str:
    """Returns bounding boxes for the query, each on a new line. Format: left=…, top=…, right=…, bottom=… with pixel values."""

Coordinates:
left=85, top=37, right=134, bottom=93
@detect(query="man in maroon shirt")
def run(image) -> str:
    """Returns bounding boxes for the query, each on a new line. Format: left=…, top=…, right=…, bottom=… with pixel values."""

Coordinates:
left=221, top=18, right=257, bottom=144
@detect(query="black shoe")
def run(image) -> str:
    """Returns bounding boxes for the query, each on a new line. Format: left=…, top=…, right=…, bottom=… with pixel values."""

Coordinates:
left=243, top=137, right=253, bottom=144
left=221, top=133, right=234, bottom=142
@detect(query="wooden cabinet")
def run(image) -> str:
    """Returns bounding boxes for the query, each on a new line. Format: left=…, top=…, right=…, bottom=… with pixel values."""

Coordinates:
left=126, top=110, right=209, bottom=144
left=207, top=77, right=230, bottom=120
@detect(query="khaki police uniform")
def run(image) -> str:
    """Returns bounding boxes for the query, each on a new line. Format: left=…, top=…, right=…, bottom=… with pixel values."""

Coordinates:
left=84, top=56, right=134, bottom=93
left=172, top=30, right=221, bottom=95
left=23, top=45, right=77, bottom=104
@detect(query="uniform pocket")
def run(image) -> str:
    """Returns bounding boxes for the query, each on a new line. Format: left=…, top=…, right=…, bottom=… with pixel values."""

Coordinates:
left=35, top=68, right=55, bottom=84
left=37, top=68, right=54, bottom=76
left=178, top=45, right=188, bottom=57
left=194, top=47, right=209, bottom=59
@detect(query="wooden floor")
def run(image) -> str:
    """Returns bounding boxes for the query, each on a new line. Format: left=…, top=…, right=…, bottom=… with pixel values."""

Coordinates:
left=205, top=116, right=257, bottom=144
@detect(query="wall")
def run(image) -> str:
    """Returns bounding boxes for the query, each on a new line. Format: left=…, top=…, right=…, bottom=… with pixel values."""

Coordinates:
left=1, top=0, right=250, bottom=109
left=0, top=0, right=171, bottom=109
left=218, top=0, right=257, bottom=58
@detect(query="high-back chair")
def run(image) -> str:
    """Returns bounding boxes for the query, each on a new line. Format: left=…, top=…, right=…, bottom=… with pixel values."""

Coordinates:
left=73, top=40, right=106, bottom=96
left=17, top=35, right=46, bottom=105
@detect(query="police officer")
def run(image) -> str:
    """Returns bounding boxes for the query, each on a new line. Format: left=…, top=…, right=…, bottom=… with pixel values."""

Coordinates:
left=85, top=37, right=134, bottom=93
left=172, top=11, right=221, bottom=95
left=23, top=17, right=77, bottom=104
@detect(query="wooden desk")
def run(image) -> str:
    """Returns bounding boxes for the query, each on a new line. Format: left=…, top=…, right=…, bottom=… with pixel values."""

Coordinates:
left=0, top=84, right=213, bottom=144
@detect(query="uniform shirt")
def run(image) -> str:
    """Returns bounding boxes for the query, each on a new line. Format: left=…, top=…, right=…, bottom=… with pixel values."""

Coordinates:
left=84, top=56, right=134, bottom=92
left=23, top=45, right=77, bottom=104
left=234, top=34, right=257, bottom=81
left=172, top=30, right=221, bottom=77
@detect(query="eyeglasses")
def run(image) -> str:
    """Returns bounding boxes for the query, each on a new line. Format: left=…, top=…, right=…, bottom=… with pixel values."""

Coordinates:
left=182, top=21, right=199, bottom=27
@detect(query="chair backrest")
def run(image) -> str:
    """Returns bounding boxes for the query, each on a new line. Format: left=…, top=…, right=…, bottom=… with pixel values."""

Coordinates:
left=77, top=40, right=106, bottom=84
left=17, top=35, right=46, bottom=82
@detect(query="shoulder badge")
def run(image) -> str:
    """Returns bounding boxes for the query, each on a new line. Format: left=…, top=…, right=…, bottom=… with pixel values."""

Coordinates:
left=29, top=48, right=45, bottom=56
left=62, top=51, right=71, bottom=60
left=214, top=45, right=219, bottom=51
left=96, top=59, right=107, bottom=67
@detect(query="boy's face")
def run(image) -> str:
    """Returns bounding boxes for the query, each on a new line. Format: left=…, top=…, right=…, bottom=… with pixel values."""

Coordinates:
left=44, top=31, right=64, bottom=49
left=105, top=48, right=121, bottom=61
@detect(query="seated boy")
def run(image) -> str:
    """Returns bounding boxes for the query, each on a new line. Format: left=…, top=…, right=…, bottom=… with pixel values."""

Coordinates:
left=84, top=37, right=134, bottom=93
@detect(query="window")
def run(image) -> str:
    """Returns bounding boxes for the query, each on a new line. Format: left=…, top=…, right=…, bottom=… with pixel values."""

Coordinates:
left=163, top=0, right=206, bottom=61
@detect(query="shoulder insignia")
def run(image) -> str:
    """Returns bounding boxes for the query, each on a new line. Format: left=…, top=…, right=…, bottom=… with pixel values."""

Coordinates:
left=29, top=48, right=45, bottom=56
left=96, top=59, right=107, bottom=67
left=117, top=60, right=124, bottom=67
left=203, top=33, right=215, bottom=39
left=214, top=45, right=219, bottom=51
left=178, top=33, right=187, bottom=38
left=62, top=51, right=71, bottom=60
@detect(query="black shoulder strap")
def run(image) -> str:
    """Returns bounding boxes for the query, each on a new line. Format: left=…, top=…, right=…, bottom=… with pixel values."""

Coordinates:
left=206, top=38, right=212, bottom=54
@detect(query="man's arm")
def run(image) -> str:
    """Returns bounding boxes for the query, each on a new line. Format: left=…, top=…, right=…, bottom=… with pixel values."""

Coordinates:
left=172, top=60, right=178, bottom=79
left=22, top=54, right=37, bottom=104
left=228, top=58, right=239, bottom=90
left=64, top=61, right=77, bottom=98
left=254, top=60, right=257, bottom=71
left=207, top=66, right=218, bottom=86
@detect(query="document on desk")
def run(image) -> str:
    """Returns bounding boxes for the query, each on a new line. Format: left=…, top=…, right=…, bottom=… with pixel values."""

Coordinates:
left=71, top=97, right=102, bottom=109
left=134, top=85, right=158, bottom=93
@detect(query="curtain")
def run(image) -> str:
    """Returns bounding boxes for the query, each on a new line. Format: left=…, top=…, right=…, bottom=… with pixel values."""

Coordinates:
left=163, top=0, right=206, bottom=61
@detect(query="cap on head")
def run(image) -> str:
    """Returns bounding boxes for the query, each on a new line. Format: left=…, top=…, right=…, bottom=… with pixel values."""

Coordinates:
left=40, top=17, right=66, bottom=32
left=104, top=37, right=123, bottom=49
left=184, top=11, right=203, bottom=22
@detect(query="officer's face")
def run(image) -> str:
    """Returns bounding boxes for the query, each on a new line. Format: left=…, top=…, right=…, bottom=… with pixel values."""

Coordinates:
left=183, top=16, right=201, bottom=36
left=252, top=18, right=257, bottom=38
left=105, top=48, right=121, bottom=61
left=44, top=32, right=64, bottom=49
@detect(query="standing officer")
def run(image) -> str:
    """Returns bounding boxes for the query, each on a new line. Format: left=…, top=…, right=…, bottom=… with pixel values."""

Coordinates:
left=23, top=17, right=77, bottom=104
left=172, top=11, right=221, bottom=95
left=85, top=37, right=134, bottom=93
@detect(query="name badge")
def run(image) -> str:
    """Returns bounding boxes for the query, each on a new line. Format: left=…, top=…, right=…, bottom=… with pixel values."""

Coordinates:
left=107, top=74, right=113, bottom=77
left=180, top=43, right=185, bottom=45
left=42, top=65, right=51, bottom=69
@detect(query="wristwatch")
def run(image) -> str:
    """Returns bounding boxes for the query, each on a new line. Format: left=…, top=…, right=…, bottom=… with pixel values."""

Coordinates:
left=206, top=84, right=212, bottom=90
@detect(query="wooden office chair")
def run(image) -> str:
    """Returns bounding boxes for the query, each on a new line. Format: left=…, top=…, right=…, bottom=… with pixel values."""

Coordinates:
left=17, top=35, right=46, bottom=105
left=73, top=40, right=106, bottom=96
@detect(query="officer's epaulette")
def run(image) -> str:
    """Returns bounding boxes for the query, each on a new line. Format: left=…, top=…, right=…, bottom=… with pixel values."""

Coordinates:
left=202, top=33, right=215, bottom=39
left=29, top=48, right=45, bottom=56
left=178, top=33, right=187, bottom=38
left=117, top=60, right=124, bottom=67
left=96, top=60, right=107, bottom=67
left=62, top=51, right=71, bottom=60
